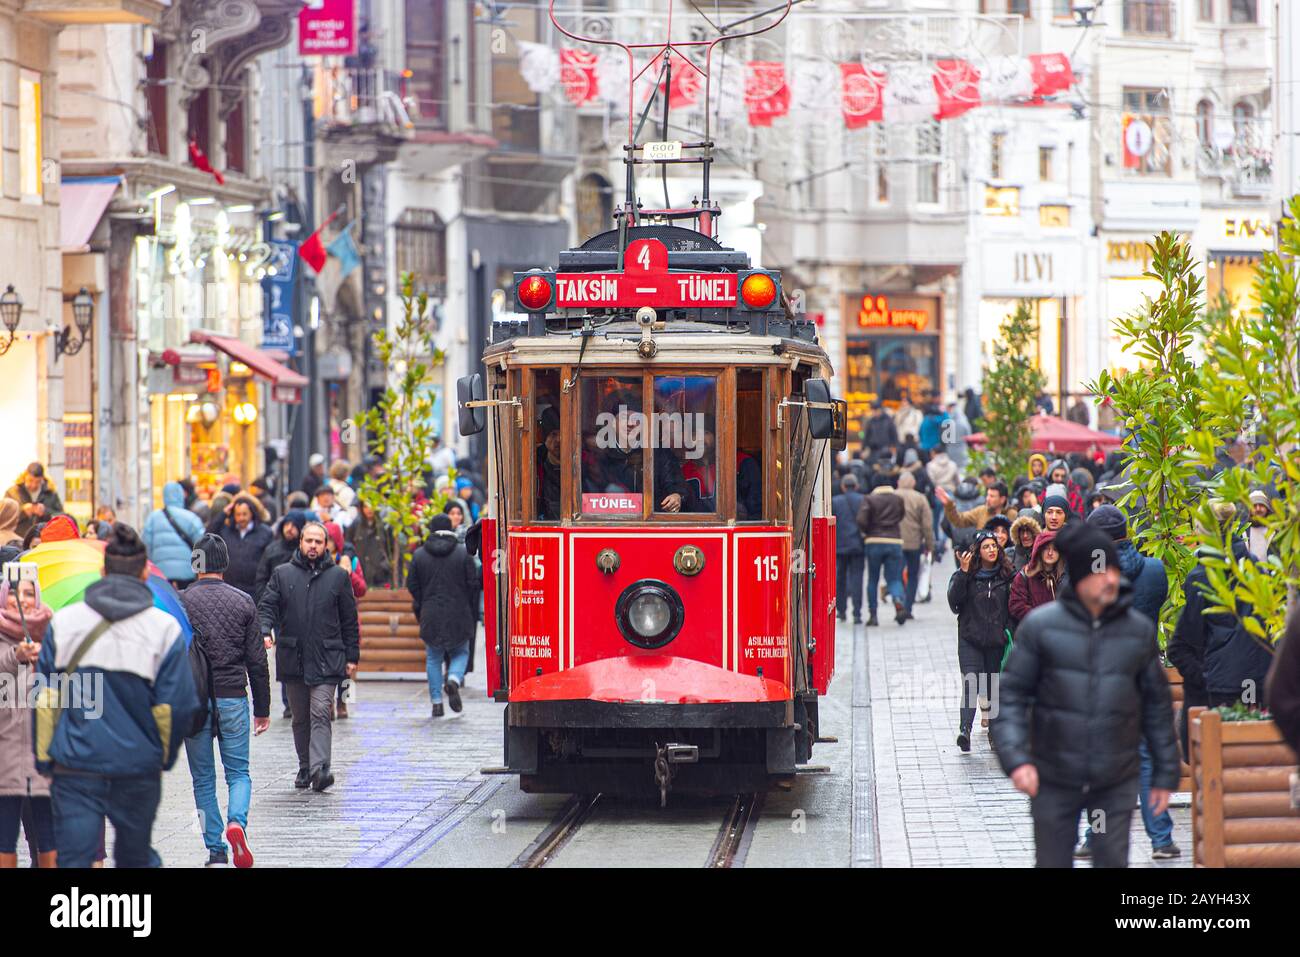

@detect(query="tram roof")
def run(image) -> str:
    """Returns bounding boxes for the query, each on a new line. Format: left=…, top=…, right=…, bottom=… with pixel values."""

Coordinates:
left=483, top=324, right=833, bottom=373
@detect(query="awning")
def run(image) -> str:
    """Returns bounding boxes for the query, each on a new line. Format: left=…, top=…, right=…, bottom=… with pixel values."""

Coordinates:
left=188, top=330, right=308, bottom=403
left=61, top=176, right=122, bottom=253
left=965, top=413, right=1122, bottom=454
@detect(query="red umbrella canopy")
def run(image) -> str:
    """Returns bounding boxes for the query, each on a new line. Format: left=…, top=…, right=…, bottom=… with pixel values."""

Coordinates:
left=965, top=413, right=1122, bottom=454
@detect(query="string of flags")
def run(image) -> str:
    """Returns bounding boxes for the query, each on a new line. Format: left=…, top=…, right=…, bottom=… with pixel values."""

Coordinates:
left=518, top=43, right=1075, bottom=128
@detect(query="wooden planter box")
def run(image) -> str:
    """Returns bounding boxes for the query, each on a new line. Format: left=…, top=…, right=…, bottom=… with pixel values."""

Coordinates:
left=356, top=588, right=426, bottom=675
left=1189, top=707, right=1300, bottom=867
left=1166, top=666, right=1192, bottom=792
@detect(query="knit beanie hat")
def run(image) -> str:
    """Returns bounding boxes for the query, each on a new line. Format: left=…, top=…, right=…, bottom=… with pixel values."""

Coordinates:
left=1056, top=522, right=1119, bottom=586
left=428, top=513, right=454, bottom=535
left=193, top=533, right=229, bottom=575
left=1086, top=504, right=1128, bottom=541
left=1042, top=493, right=1069, bottom=514
left=282, top=509, right=310, bottom=535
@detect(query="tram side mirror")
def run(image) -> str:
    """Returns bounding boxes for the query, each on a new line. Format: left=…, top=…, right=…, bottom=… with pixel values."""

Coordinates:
left=457, top=374, right=486, bottom=437
left=831, top=399, right=848, bottom=452
left=805, top=378, right=842, bottom=442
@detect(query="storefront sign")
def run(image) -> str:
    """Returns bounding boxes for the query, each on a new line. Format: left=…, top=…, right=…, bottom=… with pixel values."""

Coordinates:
left=983, top=243, right=1081, bottom=294
left=299, top=0, right=357, bottom=56
left=1222, top=217, right=1273, bottom=241
left=1104, top=238, right=1155, bottom=273
left=853, top=294, right=934, bottom=332
left=262, top=240, right=297, bottom=355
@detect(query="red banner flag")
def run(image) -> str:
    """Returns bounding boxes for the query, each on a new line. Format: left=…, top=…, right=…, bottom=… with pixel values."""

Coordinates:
left=1028, top=53, right=1074, bottom=97
left=746, top=61, right=789, bottom=127
left=933, top=59, right=981, bottom=120
left=839, top=63, right=885, bottom=129
left=560, top=48, right=600, bottom=105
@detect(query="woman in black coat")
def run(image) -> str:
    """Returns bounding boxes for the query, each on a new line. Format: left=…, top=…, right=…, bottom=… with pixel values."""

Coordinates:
left=407, top=515, right=480, bottom=717
left=948, top=528, right=1015, bottom=753
left=346, top=502, right=392, bottom=588
left=216, top=494, right=275, bottom=598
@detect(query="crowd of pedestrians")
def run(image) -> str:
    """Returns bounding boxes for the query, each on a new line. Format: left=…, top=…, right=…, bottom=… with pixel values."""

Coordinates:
left=835, top=389, right=1300, bottom=868
left=0, top=448, right=488, bottom=869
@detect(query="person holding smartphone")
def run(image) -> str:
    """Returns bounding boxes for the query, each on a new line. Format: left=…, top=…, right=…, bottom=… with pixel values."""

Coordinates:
left=947, top=530, right=1015, bottom=754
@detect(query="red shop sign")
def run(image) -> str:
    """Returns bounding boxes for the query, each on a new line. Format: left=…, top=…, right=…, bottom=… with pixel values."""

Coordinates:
left=299, top=0, right=357, bottom=57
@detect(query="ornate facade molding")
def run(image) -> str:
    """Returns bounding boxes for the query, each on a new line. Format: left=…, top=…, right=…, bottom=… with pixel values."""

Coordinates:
left=166, top=0, right=300, bottom=110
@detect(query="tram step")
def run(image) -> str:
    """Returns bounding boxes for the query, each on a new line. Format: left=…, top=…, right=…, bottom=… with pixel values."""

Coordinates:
left=479, top=766, right=517, bottom=776
left=814, top=735, right=839, bottom=744
left=795, top=764, right=831, bottom=774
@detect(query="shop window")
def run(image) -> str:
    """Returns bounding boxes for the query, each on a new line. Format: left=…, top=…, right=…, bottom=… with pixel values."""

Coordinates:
left=1123, top=87, right=1173, bottom=175
left=1039, top=204, right=1070, bottom=228
left=20, top=71, right=42, bottom=201
left=532, top=369, right=563, bottom=521
left=146, top=42, right=169, bottom=156
left=1039, top=146, right=1055, bottom=182
left=984, top=186, right=1020, bottom=217
left=1229, top=0, right=1256, bottom=24
left=1123, top=1, right=1173, bottom=37
left=405, top=1, right=446, bottom=127
left=395, top=209, right=447, bottom=296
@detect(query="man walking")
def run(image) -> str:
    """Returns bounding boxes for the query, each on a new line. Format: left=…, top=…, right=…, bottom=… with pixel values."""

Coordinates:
left=894, top=470, right=934, bottom=620
left=831, top=473, right=866, bottom=623
left=258, top=522, right=359, bottom=791
left=181, top=534, right=272, bottom=867
left=936, top=480, right=1018, bottom=529
left=993, top=523, right=1180, bottom=868
left=855, top=474, right=907, bottom=626
left=34, top=524, right=199, bottom=867
left=408, top=514, right=480, bottom=717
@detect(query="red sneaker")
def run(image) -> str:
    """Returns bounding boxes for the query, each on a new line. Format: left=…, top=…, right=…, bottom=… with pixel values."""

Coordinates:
left=226, top=822, right=254, bottom=869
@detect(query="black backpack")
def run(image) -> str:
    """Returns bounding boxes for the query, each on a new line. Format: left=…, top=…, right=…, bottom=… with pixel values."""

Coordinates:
left=186, top=625, right=219, bottom=739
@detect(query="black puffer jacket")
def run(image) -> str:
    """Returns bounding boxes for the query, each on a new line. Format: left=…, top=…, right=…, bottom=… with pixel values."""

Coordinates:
left=257, top=549, right=360, bottom=685
left=1167, top=541, right=1273, bottom=702
left=992, top=581, right=1180, bottom=790
left=947, top=565, right=1014, bottom=649
left=407, top=531, right=480, bottom=651
left=180, top=578, right=271, bottom=717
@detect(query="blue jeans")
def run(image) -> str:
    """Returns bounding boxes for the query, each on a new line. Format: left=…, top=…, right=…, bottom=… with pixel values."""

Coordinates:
left=865, top=542, right=904, bottom=614
left=51, top=772, right=162, bottom=868
left=184, top=697, right=252, bottom=856
left=427, top=642, right=470, bottom=703
left=902, top=548, right=922, bottom=612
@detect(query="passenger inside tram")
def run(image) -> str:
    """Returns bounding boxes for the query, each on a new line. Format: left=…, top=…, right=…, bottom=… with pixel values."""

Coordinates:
left=534, top=369, right=563, bottom=520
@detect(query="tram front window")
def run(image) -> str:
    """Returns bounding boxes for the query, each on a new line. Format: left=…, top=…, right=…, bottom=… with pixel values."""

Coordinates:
left=654, top=375, right=715, bottom=514
left=580, top=375, right=645, bottom=515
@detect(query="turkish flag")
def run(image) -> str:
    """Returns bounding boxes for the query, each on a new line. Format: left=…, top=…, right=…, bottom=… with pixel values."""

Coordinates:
left=839, top=63, right=885, bottom=129
left=746, top=61, right=789, bottom=126
left=298, top=228, right=327, bottom=273
left=560, top=48, right=600, bottom=105
left=188, top=139, right=225, bottom=186
left=933, top=59, right=981, bottom=120
left=1028, top=53, right=1074, bottom=97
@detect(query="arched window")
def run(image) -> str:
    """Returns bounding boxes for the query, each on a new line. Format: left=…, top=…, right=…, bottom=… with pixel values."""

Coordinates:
left=1196, top=100, right=1214, bottom=148
left=1233, top=100, right=1255, bottom=138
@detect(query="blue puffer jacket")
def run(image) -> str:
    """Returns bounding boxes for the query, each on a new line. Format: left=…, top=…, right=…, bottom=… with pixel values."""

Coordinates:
left=34, top=576, right=198, bottom=776
left=142, top=483, right=205, bottom=582
left=1115, top=538, right=1168, bottom=625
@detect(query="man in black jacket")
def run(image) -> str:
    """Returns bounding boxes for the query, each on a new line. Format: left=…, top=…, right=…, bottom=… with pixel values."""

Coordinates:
left=832, top=473, right=865, bottom=623
left=993, top=522, right=1180, bottom=868
left=257, top=522, right=359, bottom=792
left=863, top=402, right=899, bottom=454
left=408, top=514, right=480, bottom=717
left=181, top=534, right=271, bottom=868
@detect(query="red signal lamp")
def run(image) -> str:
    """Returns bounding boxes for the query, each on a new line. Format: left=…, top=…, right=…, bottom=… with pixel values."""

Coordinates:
left=517, top=273, right=554, bottom=312
left=740, top=272, right=777, bottom=310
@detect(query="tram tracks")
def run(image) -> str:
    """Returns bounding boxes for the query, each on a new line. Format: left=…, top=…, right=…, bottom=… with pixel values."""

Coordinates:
left=511, top=792, right=765, bottom=869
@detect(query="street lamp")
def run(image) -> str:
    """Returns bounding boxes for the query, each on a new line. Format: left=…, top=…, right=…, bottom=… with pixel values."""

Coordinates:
left=0, top=285, right=22, bottom=356
left=55, top=287, right=94, bottom=359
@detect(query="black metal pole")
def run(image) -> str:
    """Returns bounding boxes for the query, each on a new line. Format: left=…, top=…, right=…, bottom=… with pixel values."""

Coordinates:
left=290, top=65, right=318, bottom=489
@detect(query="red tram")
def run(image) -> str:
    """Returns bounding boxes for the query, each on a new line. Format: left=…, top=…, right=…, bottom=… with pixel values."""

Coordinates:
left=456, top=0, right=845, bottom=802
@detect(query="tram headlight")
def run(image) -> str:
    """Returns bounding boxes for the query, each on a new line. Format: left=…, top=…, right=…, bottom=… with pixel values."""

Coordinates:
left=615, top=579, right=685, bottom=649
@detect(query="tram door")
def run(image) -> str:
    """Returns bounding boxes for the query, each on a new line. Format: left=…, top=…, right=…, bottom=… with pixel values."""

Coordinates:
left=786, top=373, right=822, bottom=696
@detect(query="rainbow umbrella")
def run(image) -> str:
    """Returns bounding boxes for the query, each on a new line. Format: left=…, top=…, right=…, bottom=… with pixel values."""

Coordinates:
left=21, top=539, right=193, bottom=644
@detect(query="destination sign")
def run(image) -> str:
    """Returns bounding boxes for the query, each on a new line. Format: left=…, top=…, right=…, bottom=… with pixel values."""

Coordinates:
left=554, top=238, right=737, bottom=309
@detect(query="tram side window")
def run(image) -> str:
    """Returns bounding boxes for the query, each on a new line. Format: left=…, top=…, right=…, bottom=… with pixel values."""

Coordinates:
left=736, top=370, right=765, bottom=521
left=533, top=369, right=562, bottom=521
left=653, top=375, right=716, bottom=514
left=580, top=375, right=645, bottom=515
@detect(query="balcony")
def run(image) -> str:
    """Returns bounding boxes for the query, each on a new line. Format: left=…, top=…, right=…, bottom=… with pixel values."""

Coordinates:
left=21, top=0, right=167, bottom=23
left=1122, top=1, right=1174, bottom=38
left=1197, top=121, right=1272, bottom=198
left=318, top=67, right=416, bottom=167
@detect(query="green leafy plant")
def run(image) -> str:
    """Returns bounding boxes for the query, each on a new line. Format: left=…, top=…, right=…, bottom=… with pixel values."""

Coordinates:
left=1214, top=702, right=1273, bottom=722
left=979, top=299, right=1046, bottom=480
left=1090, top=233, right=1211, bottom=647
left=1183, top=195, right=1300, bottom=648
left=356, top=273, right=452, bottom=584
